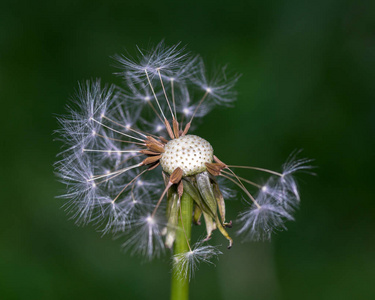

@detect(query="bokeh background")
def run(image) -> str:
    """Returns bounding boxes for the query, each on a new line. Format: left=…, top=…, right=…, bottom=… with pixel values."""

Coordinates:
left=1, top=0, right=374, bottom=299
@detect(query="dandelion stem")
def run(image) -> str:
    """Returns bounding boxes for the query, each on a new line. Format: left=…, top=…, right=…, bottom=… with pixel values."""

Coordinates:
left=171, top=191, right=193, bottom=300
left=178, top=197, right=192, bottom=252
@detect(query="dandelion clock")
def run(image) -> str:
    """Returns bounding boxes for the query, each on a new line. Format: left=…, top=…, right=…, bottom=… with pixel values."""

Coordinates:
left=55, top=41, right=313, bottom=300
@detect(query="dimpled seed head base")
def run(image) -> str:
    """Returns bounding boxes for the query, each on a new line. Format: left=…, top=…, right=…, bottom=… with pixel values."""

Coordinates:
left=160, top=135, right=213, bottom=176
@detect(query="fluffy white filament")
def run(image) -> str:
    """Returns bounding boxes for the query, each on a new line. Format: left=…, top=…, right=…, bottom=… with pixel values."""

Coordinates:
left=173, top=243, right=222, bottom=280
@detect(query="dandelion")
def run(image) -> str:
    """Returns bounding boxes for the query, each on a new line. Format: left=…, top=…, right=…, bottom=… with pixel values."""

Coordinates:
left=55, top=41, right=312, bottom=296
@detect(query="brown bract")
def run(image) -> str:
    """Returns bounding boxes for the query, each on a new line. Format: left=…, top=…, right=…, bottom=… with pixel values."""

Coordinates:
left=170, top=167, right=183, bottom=184
left=205, top=162, right=227, bottom=176
left=141, top=117, right=190, bottom=170
left=140, top=118, right=188, bottom=174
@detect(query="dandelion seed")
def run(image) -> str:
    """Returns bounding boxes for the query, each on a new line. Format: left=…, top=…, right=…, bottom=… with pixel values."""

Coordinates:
left=237, top=203, right=294, bottom=241
left=173, top=243, right=222, bottom=280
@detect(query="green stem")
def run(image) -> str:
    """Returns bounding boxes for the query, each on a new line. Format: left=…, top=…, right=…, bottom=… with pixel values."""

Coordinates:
left=170, top=192, right=193, bottom=300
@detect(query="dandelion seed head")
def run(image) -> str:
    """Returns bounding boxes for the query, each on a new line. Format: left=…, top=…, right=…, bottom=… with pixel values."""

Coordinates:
left=160, top=135, right=213, bottom=176
left=55, top=41, right=312, bottom=278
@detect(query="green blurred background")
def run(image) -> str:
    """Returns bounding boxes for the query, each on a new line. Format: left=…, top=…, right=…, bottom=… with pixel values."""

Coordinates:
left=1, top=0, right=374, bottom=299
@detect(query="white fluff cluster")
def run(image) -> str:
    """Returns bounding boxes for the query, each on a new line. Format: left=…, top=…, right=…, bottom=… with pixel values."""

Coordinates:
left=173, top=243, right=222, bottom=280
left=237, top=151, right=314, bottom=241
left=114, top=42, right=239, bottom=119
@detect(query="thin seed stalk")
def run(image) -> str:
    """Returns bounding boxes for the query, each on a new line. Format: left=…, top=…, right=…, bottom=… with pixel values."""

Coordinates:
left=170, top=192, right=193, bottom=300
